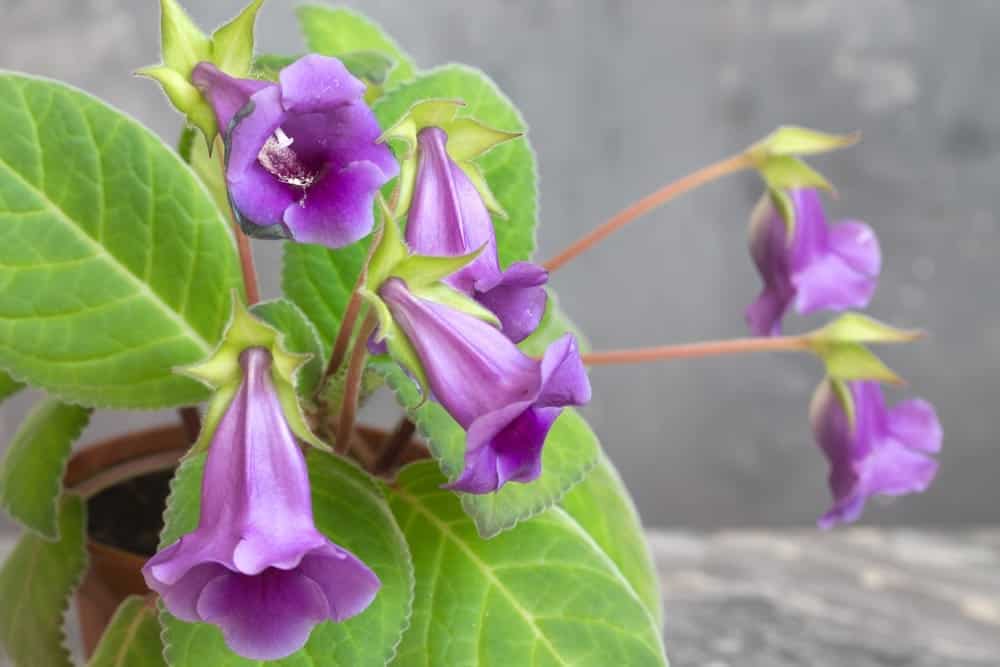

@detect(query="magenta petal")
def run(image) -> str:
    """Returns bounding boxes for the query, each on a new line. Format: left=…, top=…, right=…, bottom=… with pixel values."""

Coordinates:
left=192, top=62, right=271, bottom=132
left=537, top=333, right=591, bottom=407
left=159, top=562, right=228, bottom=623
left=196, top=568, right=330, bottom=661
left=887, top=399, right=943, bottom=454
left=474, top=262, right=549, bottom=343
left=298, top=546, right=381, bottom=621
left=282, top=160, right=386, bottom=248
left=745, top=289, right=793, bottom=337
left=792, top=253, right=877, bottom=315
left=279, top=54, right=366, bottom=114
left=828, top=221, right=881, bottom=276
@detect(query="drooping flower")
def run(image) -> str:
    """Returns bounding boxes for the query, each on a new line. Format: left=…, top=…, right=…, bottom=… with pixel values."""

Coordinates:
left=406, top=126, right=547, bottom=342
left=809, top=379, right=942, bottom=528
left=192, top=55, right=398, bottom=248
left=143, top=348, right=378, bottom=660
left=378, top=278, right=590, bottom=493
left=746, top=187, right=881, bottom=336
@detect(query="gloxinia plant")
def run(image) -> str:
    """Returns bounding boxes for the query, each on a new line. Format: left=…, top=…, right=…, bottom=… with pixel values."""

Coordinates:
left=0, top=2, right=940, bottom=666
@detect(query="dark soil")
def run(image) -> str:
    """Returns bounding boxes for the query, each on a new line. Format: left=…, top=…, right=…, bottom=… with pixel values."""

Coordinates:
left=86, top=469, right=174, bottom=556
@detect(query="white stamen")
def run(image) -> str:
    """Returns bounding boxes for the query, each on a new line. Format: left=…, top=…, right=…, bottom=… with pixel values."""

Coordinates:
left=274, top=127, right=294, bottom=148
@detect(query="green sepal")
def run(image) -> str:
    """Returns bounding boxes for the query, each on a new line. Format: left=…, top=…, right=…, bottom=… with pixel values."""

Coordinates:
left=366, top=213, right=408, bottom=293
left=410, top=283, right=501, bottom=328
left=749, top=126, right=860, bottom=159
left=359, top=288, right=431, bottom=404
left=379, top=99, right=520, bottom=217
left=143, top=0, right=265, bottom=144
left=210, top=0, right=264, bottom=78
left=810, top=341, right=904, bottom=386
left=828, top=377, right=857, bottom=429
left=391, top=246, right=486, bottom=290
left=177, top=293, right=328, bottom=451
left=809, top=312, right=923, bottom=345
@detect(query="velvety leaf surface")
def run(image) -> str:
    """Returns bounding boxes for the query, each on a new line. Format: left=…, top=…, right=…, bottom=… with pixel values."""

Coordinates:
left=0, top=398, right=90, bottom=539
left=160, top=450, right=413, bottom=666
left=373, top=65, right=538, bottom=267
left=251, top=299, right=325, bottom=396
left=297, top=5, right=417, bottom=90
left=282, top=239, right=368, bottom=352
left=372, top=358, right=598, bottom=538
left=387, top=462, right=668, bottom=666
left=0, top=372, right=23, bottom=404
left=0, top=494, right=87, bottom=667
left=0, top=73, right=242, bottom=408
left=561, top=453, right=663, bottom=627
left=86, top=595, right=166, bottom=667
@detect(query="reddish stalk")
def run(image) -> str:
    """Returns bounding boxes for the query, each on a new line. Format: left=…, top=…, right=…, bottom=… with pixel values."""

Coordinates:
left=178, top=406, right=202, bottom=445
left=581, top=335, right=811, bottom=366
left=335, top=312, right=379, bottom=453
left=233, top=228, right=261, bottom=305
left=375, top=417, right=417, bottom=475
left=543, top=153, right=755, bottom=272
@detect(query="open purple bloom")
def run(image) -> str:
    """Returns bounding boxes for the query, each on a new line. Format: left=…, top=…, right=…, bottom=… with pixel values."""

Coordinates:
left=143, top=348, right=378, bottom=660
left=406, top=126, right=547, bottom=342
left=810, top=380, right=942, bottom=528
left=193, top=55, right=398, bottom=248
left=379, top=278, right=590, bottom=493
left=746, top=188, right=881, bottom=336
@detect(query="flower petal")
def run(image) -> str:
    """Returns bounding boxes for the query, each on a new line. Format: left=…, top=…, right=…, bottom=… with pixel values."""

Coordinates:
left=537, top=333, right=591, bottom=407
left=157, top=562, right=228, bottom=622
left=282, top=160, right=386, bottom=248
left=298, top=544, right=381, bottom=621
left=792, top=252, right=877, bottom=315
left=828, top=220, right=881, bottom=276
left=887, top=398, right=942, bottom=454
left=279, top=54, right=366, bottom=114
left=196, top=568, right=330, bottom=661
left=192, top=62, right=271, bottom=133
left=474, top=262, right=549, bottom=343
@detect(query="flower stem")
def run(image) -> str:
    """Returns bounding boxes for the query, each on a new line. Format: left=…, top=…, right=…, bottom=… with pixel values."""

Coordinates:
left=542, top=152, right=755, bottom=272
left=375, top=417, right=417, bottom=475
left=233, top=227, right=261, bottom=305
left=324, top=286, right=364, bottom=383
left=178, top=406, right=202, bottom=445
left=335, top=311, right=378, bottom=454
left=581, top=335, right=811, bottom=366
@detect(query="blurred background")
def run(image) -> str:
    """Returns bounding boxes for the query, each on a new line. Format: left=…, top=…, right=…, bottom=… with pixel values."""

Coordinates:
left=1, top=0, right=996, bottom=531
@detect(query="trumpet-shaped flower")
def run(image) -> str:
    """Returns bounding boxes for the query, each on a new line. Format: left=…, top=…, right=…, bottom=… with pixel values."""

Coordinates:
left=379, top=278, right=590, bottom=492
left=143, top=348, right=379, bottom=660
left=747, top=188, right=881, bottom=336
left=193, top=55, right=398, bottom=248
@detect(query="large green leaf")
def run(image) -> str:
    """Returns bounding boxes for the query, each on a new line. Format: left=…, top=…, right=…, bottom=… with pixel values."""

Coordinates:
left=251, top=299, right=325, bottom=397
left=282, top=239, right=369, bottom=352
left=87, top=595, right=166, bottom=667
left=0, top=398, right=90, bottom=539
left=0, top=73, right=243, bottom=408
left=297, top=5, right=417, bottom=91
left=373, top=65, right=538, bottom=267
left=0, top=371, right=23, bottom=404
left=388, top=462, right=668, bottom=666
left=372, top=358, right=598, bottom=539
left=160, top=450, right=413, bottom=666
left=561, top=454, right=663, bottom=628
left=0, top=494, right=87, bottom=667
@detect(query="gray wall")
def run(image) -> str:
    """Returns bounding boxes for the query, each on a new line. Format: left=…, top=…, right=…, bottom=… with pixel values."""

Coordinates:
left=1, top=0, right=996, bottom=529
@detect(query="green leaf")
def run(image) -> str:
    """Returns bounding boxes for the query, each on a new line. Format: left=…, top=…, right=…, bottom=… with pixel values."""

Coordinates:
left=297, top=5, right=417, bottom=91
left=0, top=494, right=87, bottom=667
left=372, top=358, right=599, bottom=538
left=0, top=399, right=90, bottom=539
left=0, top=73, right=243, bottom=409
left=282, top=240, right=369, bottom=351
left=388, top=462, right=668, bottom=666
left=373, top=65, right=538, bottom=267
left=251, top=299, right=326, bottom=397
left=86, top=596, right=166, bottom=667
left=0, top=371, right=24, bottom=404
left=160, top=450, right=414, bottom=666
left=518, top=289, right=590, bottom=357
left=561, top=453, right=663, bottom=627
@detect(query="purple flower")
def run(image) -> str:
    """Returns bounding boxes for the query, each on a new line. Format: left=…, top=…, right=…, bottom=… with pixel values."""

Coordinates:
left=379, top=278, right=590, bottom=493
left=810, top=380, right=942, bottom=528
left=406, top=126, right=547, bottom=342
left=746, top=188, right=881, bottom=336
left=193, top=55, right=398, bottom=248
left=143, top=348, right=379, bottom=660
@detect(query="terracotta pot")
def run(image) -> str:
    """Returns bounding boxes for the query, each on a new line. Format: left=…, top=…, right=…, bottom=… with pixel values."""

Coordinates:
left=64, top=424, right=188, bottom=657
left=64, top=420, right=426, bottom=657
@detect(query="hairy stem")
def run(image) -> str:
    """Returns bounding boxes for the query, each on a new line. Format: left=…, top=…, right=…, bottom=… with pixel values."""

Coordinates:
left=581, top=335, right=811, bottom=366
left=543, top=152, right=755, bottom=272
left=335, top=312, right=378, bottom=453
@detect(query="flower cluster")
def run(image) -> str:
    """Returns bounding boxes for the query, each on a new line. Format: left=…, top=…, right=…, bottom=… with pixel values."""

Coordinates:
left=746, top=185, right=941, bottom=526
